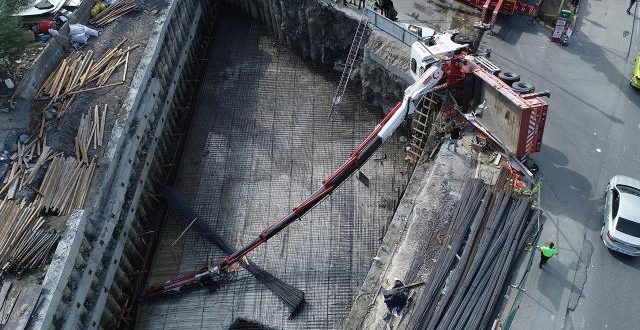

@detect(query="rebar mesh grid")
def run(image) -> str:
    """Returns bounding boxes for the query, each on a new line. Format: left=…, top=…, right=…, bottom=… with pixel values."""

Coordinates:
left=136, top=11, right=410, bottom=329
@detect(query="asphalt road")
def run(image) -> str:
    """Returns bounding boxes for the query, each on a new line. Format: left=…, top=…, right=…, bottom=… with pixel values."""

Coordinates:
left=385, top=0, right=640, bottom=329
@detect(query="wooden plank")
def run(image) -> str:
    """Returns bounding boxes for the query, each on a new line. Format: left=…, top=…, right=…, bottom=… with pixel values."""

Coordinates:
left=0, top=281, right=11, bottom=310
left=0, top=295, right=17, bottom=325
left=4, top=285, right=42, bottom=330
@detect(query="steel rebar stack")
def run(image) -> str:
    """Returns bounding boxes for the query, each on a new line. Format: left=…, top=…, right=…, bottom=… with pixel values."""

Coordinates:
left=401, top=177, right=539, bottom=330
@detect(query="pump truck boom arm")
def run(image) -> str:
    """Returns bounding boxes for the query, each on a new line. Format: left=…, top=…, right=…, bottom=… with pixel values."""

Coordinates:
left=143, top=64, right=446, bottom=298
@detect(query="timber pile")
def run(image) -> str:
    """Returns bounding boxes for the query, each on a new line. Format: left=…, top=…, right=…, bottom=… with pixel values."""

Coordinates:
left=90, top=0, right=137, bottom=27
left=36, top=40, right=134, bottom=117
left=35, top=155, right=96, bottom=216
left=75, top=105, right=107, bottom=163
left=404, top=178, right=539, bottom=330
left=0, top=200, right=59, bottom=275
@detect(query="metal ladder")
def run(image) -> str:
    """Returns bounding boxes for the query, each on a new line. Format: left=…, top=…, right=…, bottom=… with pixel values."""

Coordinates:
left=406, top=92, right=441, bottom=163
left=328, top=6, right=370, bottom=119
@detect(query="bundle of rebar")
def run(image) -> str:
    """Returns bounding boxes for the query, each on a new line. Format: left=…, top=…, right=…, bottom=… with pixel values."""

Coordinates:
left=403, top=178, right=538, bottom=330
left=90, top=0, right=137, bottom=27
left=36, top=40, right=135, bottom=117
left=161, top=187, right=306, bottom=318
left=75, top=105, right=107, bottom=164
left=35, top=155, right=96, bottom=215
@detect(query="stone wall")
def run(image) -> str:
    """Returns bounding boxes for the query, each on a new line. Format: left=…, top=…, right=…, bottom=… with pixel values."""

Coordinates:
left=230, top=0, right=412, bottom=112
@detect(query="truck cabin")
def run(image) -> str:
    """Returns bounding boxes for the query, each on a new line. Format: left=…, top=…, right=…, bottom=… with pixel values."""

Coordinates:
left=409, top=31, right=469, bottom=81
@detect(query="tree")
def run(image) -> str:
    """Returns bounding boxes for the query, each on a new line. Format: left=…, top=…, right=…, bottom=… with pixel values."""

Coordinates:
left=0, top=0, right=32, bottom=66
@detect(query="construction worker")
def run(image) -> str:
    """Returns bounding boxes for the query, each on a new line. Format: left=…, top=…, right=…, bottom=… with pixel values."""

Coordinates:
left=538, top=242, right=558, bottom=269
left=447, top=125, right=462, bottom=152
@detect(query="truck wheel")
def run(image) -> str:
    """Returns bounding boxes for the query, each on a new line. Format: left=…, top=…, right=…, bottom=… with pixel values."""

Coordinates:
left=498, top=72, right=520, bottom=85
left=453, top=34, right=473, bottom=45
left=511, top=81, right=535, bottom=94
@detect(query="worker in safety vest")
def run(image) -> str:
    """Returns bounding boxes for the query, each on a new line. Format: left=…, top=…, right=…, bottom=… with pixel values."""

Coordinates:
left=537, top=242, right=558, bottom=269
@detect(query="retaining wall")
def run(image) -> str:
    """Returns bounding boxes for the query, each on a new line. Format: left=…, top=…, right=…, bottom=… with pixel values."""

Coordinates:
left=30, top=0, right=220, bottom=328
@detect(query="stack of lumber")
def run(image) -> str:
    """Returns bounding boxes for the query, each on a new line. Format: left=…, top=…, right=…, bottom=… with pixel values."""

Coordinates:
left=0, top=140, right=58, bottom=200
left=3, top=228, right=60, bottom=274
left=0, top=200, right=59, bottom=275
left=404, top=178, right=539, bottom=330
left=75, top=105, right=107, bottom=163
left=36, top=40, right=134, bottom=117
left=35, top=155, right=96, bottom=216
left=90, top=0, right=137, bottom=26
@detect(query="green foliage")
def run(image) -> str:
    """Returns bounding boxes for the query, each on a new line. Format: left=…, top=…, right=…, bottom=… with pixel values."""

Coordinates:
left=0, top=0, right=32, bottom=64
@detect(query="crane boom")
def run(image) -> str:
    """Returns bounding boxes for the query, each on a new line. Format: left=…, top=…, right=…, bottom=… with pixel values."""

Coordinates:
left=143, top=63, right=447, bottom=298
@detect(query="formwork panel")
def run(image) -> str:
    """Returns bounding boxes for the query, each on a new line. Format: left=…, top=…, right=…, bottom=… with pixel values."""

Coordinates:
left=136, top=11, right=409, bottom=329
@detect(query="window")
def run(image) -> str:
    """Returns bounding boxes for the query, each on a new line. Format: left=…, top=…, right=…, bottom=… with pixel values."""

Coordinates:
left=612, top=189, right=620, bottom=218
left=616, top=217, right=640, bottom=237
left=617, top=185, right=640, bottom=197
left=419, top=66, right=425, bottom=77
left=411, top=58, right=417, bottom=74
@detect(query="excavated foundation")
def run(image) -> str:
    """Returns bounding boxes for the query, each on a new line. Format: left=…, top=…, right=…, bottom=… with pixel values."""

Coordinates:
left=29, top=1, right=417, bottom=329
left=135, top=9, right=410, bottom=329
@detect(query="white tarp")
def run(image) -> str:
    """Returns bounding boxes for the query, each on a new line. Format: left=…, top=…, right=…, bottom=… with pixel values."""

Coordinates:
left=16, top=0, right=67, bottom=17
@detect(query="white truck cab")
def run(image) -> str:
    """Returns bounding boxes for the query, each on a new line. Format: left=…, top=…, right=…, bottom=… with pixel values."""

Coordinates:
left=404, top=25, right=469, bottom=81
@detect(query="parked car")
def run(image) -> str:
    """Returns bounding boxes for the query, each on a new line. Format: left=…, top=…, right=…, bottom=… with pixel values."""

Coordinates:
left=631, top=52, right=640, bottom=89
left=601, top=175, right=640, bottom=256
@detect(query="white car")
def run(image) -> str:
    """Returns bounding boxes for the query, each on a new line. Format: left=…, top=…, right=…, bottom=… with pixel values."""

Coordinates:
left=601, top=175, right=640, bottom=256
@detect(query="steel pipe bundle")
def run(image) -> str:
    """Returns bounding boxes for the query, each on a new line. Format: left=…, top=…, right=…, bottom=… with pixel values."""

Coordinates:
left=402, top=178, right=538, bottom=330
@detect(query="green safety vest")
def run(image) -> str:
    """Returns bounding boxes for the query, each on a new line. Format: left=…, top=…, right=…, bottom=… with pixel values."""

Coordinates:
left=540, top=246, right=558, bottom=257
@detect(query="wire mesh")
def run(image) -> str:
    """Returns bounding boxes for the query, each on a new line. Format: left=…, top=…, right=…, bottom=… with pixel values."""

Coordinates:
left=136, top=10, right=410, bottom=330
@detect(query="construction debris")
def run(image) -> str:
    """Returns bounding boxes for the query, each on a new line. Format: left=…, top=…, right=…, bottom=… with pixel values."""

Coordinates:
left=69, top=24, right=99, bottom=49
left=35, top=155, right=96, bottom=216
left=404, top=177, right=539, bottom=329
left=0, top=139, right=56, bottom=200
left=90, top=0, right=137, bottom=27
left=36, top=40, right=135, bottom=117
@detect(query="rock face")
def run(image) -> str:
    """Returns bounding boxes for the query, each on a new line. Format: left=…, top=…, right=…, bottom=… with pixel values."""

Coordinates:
left=361, top=31, right=412, bottom=111
left=233, top=0, right=358, bottom=64
left=231, top=0, right=411, bottom=111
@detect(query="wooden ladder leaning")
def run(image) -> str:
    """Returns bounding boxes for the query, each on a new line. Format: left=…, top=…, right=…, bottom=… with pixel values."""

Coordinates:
left=406, top=92, right=442, bottom=163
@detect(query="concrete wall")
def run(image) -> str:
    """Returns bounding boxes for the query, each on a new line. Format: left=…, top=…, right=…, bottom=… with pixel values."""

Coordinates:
left=29, top=0, right=221, bottom=328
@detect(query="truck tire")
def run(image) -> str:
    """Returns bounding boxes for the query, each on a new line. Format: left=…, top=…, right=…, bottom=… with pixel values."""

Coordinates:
left=498, top=72, right=520, bottom=85
left=453, top=34, right=473, bottom=45
left=511, top=81, right=535, bottom=94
